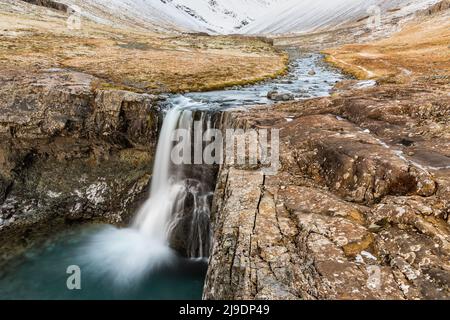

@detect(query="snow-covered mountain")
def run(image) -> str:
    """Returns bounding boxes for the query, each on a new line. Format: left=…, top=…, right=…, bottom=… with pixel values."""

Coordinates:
left=60, top=0, right=288, bottom=33
left=242, top=0, right=441, bottom=34
left=58, top=0, right=441, bottom=34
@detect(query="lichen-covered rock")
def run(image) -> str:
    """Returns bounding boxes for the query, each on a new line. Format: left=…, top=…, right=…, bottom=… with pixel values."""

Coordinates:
left=204, top=81, right=450, bottom=300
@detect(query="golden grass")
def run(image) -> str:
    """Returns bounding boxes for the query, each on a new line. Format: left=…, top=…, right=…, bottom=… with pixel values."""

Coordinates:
left=62, top=36, right=288, bottom=93
left=323, top=12, right=450, bottom=83
left=0, top=4, right=287, bottom=93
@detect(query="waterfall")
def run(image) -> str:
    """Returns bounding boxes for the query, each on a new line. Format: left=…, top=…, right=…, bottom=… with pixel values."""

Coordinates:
left=133, top=100, right=214, bottom=258
left=132, top=106, right=184, bottom=242
left=80, top=97, right=215, bottom=286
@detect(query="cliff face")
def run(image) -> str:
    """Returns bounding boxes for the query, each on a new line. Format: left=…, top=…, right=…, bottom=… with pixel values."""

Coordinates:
left=0, top=68, right=161, bottom=263
left=204, top=80, right=450, bottom=300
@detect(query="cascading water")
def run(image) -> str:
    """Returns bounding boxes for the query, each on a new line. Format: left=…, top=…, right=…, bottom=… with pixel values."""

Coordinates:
left=62, top=54, right=346, bottom=286
left=77, top=96, right=217, bottom=287
left=132, top=106, right=185, bottom=244
left=133, top=102, right=215, bottom=259
left=0, top=54, right=347, bottom=299
left=167, top=109, right=217, bottom=259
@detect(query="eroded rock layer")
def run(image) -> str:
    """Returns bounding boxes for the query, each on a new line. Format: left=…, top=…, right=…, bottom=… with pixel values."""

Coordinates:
left=0, top=69, right=161, bottom=263
left=204, top=80, right=450, bottom=300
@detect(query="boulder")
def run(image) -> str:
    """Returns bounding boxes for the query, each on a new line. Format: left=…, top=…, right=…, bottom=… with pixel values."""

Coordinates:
left=267, top=90, right=295, bottom=101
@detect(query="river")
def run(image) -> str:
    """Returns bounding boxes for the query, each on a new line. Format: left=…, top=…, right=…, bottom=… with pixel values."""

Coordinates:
left=0, top=54, right=346, bottom=300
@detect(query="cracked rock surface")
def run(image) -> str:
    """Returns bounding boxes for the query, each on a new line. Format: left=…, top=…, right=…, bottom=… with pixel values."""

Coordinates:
left=204, top=80, right=450, bottom=300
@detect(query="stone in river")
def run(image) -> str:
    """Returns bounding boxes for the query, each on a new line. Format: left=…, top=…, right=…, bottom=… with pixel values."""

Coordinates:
left=267, top=90, right=295, bottom=101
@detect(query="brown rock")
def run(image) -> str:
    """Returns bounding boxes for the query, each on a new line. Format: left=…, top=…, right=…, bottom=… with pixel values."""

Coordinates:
left=0, top=68, right=161, bottom=264
left=204, top=79, right=450, bottom=300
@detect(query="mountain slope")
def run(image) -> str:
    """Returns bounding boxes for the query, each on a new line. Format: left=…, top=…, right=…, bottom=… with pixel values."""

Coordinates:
left=1, top=0, right=287, bottom=93
left=58, top=0, right=288, bottom=34
left=242, top=0, right=441, bottom=34
left=19, top=0, right=444, bottom=34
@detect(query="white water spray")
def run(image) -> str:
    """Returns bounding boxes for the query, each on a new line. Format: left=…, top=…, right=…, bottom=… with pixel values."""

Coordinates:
left=80, top=98, right=213, bottom=287
left=133, top=106, right=185, bottom=241
left=134, top=99, right=213, bottom=253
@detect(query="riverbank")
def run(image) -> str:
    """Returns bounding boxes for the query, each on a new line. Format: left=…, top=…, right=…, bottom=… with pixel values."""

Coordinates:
left=205, top=79, right=450, bottom=300
left=0, top=1, right=288, bottom=94
left=323, top=1, right=450, bottom=82
left=203, top=6, right=450, bottom=300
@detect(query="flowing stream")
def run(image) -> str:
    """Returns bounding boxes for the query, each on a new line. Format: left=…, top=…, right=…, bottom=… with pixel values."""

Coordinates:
left=0, top=54, right=346, bottom=300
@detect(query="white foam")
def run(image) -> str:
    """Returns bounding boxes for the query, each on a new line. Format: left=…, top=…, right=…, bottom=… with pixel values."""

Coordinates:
left=78, top=226, right=175, bottom=287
